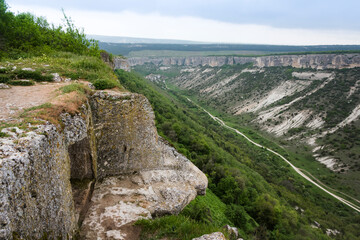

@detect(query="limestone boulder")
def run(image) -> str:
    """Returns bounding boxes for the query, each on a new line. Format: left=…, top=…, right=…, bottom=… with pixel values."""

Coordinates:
left=192, top=232, right=226, bottom=240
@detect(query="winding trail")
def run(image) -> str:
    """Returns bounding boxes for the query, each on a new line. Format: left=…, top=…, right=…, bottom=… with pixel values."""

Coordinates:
left=186, top=98, right=360, bottom=213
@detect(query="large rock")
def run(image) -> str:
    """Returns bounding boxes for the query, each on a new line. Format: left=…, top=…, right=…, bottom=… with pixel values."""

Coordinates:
left=0, top=125, right=77, bottom=239
left=0, top=102, right=95, bottom=239
left=192, top=232, right=226, bottom=240
left=81, top=91, right=208, bottom=239
left=0, top=90, right=208, bottom=239
left=114, top=58, right=130, bottom=71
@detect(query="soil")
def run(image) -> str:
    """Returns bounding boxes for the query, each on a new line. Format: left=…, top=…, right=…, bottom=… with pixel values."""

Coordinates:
left=0, top=82, right=69, bottom=120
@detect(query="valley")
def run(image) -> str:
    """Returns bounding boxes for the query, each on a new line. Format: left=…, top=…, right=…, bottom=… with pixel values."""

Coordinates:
left=130, top=54, right=360, bottom=206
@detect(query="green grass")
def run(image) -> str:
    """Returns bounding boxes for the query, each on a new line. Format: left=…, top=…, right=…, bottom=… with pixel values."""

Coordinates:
left=136, top=215, right=229, bottom=240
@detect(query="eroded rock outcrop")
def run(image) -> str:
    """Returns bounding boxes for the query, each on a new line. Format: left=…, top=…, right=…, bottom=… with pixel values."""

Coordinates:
left=0, top=124, right=78, bottom=239
left=192, top=232, right=226, bottom=240
left=80, top=91, right=207, bottom=239
left=0, top=90, right=207, bottom=239
left=114, top=58, right=131, bottom=71
left=124, top=53, right=360, bottom=69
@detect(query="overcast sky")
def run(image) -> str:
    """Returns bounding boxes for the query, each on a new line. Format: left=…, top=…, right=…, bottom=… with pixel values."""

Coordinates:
left=6, top=0, right=360, bottom=45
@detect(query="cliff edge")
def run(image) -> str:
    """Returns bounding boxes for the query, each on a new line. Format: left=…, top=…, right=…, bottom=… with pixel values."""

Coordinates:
left=0, top=88, right=207, bottom=239
left=124, top=53, right=360, bottom=69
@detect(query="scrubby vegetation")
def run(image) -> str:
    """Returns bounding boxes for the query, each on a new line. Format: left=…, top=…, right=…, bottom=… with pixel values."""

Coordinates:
left=0, top=0, right=99, bottom=59
left=0, top=0, right=121, bottom=90
left=118, top=69, right=360, bottom=239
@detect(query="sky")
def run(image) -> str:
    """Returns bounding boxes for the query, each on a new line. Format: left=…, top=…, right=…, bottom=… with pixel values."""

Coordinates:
left=5, top=0, right=360, bottom=45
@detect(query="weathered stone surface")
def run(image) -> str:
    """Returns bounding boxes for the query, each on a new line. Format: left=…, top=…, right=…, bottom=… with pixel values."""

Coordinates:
left=68, top=137, right=94, bottom=180
left=62, top=105, right=96, bottom=181
left=1, top=90, right=208, bottom=240
left=51, top=72, right=61, bottom=82
left=90, top=91, right=161, bottom=179
left=124, top=53, right=360, bottom=69
left=0, top=101, right=98, bottom=239
left=81, top=91, right=208, bottom=239
left=0, top=125, right=77, bottom=239
left=223, top=225, right=239, bottom=239
left=0, top=83, right=10, bottom=89
left=21, top=67, right=35, bottom=71
left=114, top=58, right=130, bottom=71
left=192, top=232, right=226, bottom=240
left=80, top=168, right=203, bottom=240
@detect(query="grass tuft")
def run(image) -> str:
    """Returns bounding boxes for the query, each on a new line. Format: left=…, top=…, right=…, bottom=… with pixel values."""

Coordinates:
left=60, top=83, right=92, bottom=94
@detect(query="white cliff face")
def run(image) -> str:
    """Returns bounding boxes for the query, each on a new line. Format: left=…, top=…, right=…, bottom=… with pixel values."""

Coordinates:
left=124, top=53, right=360, bottom=69
left=0, top=90, right=207, bottom=239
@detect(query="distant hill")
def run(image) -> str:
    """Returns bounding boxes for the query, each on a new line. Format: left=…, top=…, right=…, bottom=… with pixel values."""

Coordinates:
left=96, top=39, right=360, bottom=57
left=88, top=34, right=204, bottom=44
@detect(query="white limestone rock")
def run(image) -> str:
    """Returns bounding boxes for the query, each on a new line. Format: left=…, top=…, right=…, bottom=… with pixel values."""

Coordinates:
left=192, top=232, right=226, bottom=240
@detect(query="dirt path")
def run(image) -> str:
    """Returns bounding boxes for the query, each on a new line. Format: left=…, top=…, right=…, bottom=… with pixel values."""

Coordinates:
left=186, top=97, right=360, bottom=213
left=0, top=82, right=68, bottom=121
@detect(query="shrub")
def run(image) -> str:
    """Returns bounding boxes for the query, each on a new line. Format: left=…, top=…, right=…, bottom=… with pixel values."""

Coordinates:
left=225, top=204, right=247, bottom=228
left=181, top=199, right=213, bottom=224
left=0, top=74, right=11, bottom=83
left=8, top=80, right=35, bottom=86
left=16, top=70, right=53, bottom=82
left=0, top=0, right=100, bottom=59
left=93, top=79, right=116, bottom=90
left=0, top=68, right=9, bottom=74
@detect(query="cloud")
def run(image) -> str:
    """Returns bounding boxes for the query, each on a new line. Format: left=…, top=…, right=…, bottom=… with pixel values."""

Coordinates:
left=9, top=4, right=360, bottom=45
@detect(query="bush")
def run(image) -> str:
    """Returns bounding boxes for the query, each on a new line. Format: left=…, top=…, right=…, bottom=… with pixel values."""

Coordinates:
left=0, top=74, right=11, bottom=83
left=225, top=204, right=247, bottom=228
left=0, top=68, right=9, bottom=74
left=0, top=0, right=100, bottom=59
left=93, top=79, right=116, bottom=90
left=181, top=199, right=213, bottom=224
left=16, top=70, right=53, bottom=82
left=8, top=80, right=35, bottom=86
